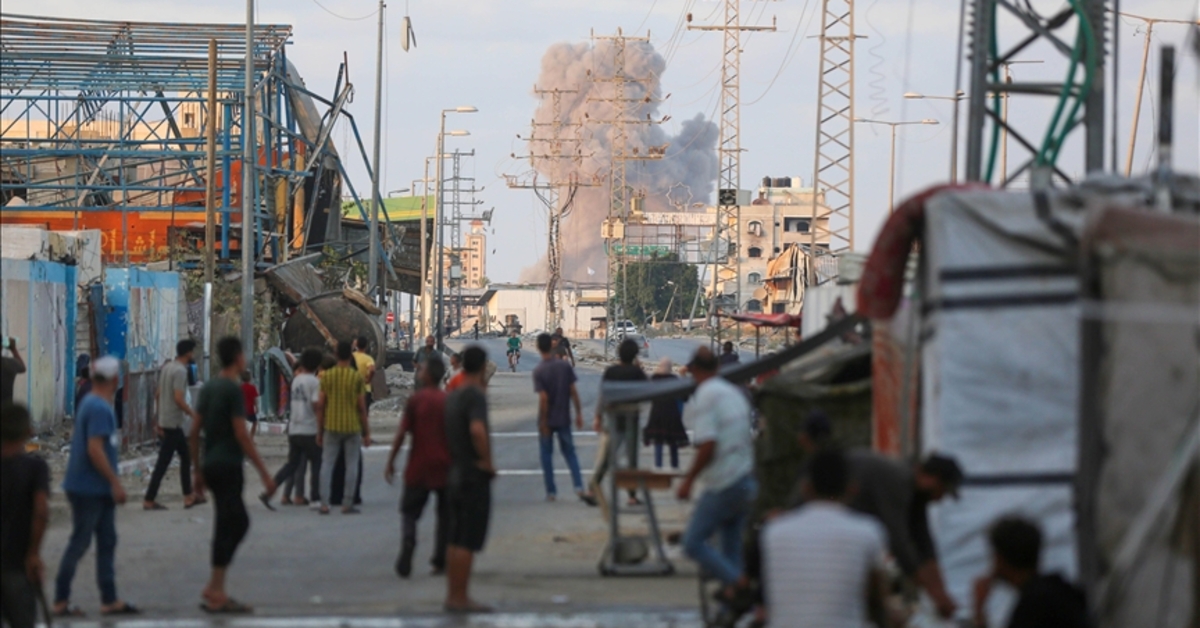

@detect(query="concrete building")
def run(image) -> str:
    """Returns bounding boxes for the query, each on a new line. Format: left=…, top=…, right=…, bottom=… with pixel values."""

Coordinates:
left=476, top=282, right=607, bottom=338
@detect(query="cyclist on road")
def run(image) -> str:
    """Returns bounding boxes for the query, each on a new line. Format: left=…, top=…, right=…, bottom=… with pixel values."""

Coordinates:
left=506, top=334, right=523, bottom=371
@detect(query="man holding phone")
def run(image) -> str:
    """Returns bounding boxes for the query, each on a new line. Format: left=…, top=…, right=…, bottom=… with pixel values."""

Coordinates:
left=1, top=336, right=27, bottom=405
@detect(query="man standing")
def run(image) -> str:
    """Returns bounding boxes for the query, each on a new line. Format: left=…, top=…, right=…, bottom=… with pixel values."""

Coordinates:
left=761, top=448, right=894, bottom=627
left=385, top=356, right=450, bottom=578
left=352, top=336, right=377, bottom=406
left=551, top=327, right=575, bottom=367
left=1, top=402, right=50, bottom=628
left=189, top=336, right=275, bottom=614
left=54, top=356, right=139, bottom=617
left=532, top=333, right=591, bottom=504
left=144, top=339, right=201, bottom=511
left=718, top=341, right=740, bottom=366
left=317, top=340, right=370, bottom=515
left=443, top=346, right=494, bottom=613
left=1, top=336, right=26, bottom=404
left=588, top=338, right=647, bottom=511
left=415, top=335, right=437, bottom=367
left=677, top=346, right=757, bottom=594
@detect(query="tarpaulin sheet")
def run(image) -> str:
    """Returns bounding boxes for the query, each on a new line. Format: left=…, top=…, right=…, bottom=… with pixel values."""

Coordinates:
left=919, top=189, right=1084, bottom=611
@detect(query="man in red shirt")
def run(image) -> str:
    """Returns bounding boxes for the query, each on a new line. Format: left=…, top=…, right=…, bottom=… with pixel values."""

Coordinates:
left=384, top=355, right=450, bottom=578
left=240, top=371, right=259, bottom=438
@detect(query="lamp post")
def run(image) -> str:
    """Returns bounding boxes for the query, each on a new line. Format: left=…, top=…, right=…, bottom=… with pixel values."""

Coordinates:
left=903, top=90, right=965, bottom=183
left=854, top=117, right=939, bottom=211
left=367, top=0, right=387, bottom=293
left=435, top=107, right=476, bottom=350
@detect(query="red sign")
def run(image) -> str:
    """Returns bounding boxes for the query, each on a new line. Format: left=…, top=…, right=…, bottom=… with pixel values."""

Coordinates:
left=386, top=312, right=395, bottom=323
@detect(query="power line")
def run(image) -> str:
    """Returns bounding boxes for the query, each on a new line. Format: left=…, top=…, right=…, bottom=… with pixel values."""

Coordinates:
left=310, top=0, right=378, bottom=21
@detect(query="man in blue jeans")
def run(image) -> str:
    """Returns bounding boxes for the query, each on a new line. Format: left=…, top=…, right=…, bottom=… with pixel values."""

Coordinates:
left=53, top=356, right=139, bottom=617
left=676, top=346, right=757, bottom=598
left=532, top=332, right=594, bottom=504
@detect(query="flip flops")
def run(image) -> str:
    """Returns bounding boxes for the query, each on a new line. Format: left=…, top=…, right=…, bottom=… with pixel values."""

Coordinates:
left=100, top=602, right=141, bottom=616
left=258, top=493, right=276, bottom=512
left=53, top=606, right=86, bottom=618
left=201, top=598, right=253, bottom=614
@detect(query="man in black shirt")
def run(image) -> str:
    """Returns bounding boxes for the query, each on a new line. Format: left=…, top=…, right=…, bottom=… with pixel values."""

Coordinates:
left=1, top=337, right=27, bottom=405
left=1, top=402, right=50, bottom=628
left=442, top=345, right=494, bottom=613
left=586, top=338, right=647, bottom=511
left=551, top=327, right=575, bottom=367
left=973, top=516, right=1091, bottom=628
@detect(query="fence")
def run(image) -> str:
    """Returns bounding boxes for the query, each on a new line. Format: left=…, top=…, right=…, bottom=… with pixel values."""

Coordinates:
left=0, top=258, right=76, bottom=431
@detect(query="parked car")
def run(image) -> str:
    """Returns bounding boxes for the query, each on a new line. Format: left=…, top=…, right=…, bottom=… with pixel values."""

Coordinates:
left=614, top=320, right=638, bottom=336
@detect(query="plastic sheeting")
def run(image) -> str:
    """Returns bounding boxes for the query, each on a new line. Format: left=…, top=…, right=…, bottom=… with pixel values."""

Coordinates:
left=919, top=189, right=1084, bottom=611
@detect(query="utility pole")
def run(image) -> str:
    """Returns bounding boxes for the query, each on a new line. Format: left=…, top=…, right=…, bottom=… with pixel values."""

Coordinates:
left=203, top=37, right=218, bottom=380
left=368, top=0, right=386, bottom=292
left=807, top=0, right=859, bottom=284
left=964, top=0, right=1107, bottom=187
left=446, top=149, right=484, bottom=333
left=588, top=29, right=666, bottom=355
left=688, top=1, right=775, bottom=346
left=506, top=87, right=597, bottom=331
left=241, top=0, right=255, bottom=362
left=1118, top=12, right=1197, bottom=177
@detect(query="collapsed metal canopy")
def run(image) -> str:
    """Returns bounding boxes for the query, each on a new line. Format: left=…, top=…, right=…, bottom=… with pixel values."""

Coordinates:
left=0, top=13, right=291, bottom=91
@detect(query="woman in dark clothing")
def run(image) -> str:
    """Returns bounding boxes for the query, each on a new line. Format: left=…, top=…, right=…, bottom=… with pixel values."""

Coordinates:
left=643, top=358, right=690, bottom=469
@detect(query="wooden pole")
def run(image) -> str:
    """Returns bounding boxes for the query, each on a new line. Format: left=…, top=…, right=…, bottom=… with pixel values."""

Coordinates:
left=204, top=38, right=218, bottom=284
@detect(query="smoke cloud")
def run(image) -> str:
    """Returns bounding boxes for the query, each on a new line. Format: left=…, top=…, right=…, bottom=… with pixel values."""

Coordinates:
left=520, top=38, right=719, bottom=282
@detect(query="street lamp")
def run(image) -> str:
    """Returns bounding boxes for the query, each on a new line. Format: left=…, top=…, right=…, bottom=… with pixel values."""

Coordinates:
left=387, top=187, right=411, bottom=197
left=904, top=90, right=965, bottom=183
left=435, top=106, right=476, bottom=350
left=855, top=117, right=939, bottom=212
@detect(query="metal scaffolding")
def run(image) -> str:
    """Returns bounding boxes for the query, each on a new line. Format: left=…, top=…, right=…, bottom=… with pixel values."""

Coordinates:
left=0, top=14, right=390, bottom=272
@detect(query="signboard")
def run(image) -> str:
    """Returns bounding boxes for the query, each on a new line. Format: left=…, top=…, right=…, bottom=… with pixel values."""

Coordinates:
left=611, top=244, right=672, bottom=258
left=386, top=312, right=395, bottom=323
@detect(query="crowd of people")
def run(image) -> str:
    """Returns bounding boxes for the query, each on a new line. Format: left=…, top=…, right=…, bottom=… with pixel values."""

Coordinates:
left=0, top=326, right=1094, bottom=626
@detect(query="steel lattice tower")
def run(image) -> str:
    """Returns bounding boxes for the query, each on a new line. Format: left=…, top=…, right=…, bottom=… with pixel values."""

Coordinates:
left=963, top=0, right=1109, bottom=187
left=807, top=0, right=859, bottom=276
left=589, top=29, right=664, bottom=351
left=689, top=2, right=775, bottom=344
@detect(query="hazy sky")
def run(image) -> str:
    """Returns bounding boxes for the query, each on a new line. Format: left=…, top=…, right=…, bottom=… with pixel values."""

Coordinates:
left=8, top=0, right=1198, bottom=282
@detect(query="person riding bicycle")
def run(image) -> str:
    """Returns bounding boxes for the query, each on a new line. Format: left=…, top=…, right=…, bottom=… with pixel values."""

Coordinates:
left=506, top=334, right=522, bottom=365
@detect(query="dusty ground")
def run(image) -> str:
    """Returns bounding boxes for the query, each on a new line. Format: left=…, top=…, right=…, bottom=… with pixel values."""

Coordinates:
left=38, top=341, right=707, bottom=625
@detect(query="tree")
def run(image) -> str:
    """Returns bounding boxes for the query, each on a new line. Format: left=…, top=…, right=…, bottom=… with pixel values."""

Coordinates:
left=612, top=254, right=701, bottom=325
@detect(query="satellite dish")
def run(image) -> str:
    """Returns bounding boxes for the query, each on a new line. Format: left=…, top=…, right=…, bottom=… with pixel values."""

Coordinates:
left=401, top=16, right=417, bottom=52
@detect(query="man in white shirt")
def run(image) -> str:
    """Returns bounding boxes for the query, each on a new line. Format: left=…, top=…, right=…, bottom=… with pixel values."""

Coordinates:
left=677, top=346, right=757, bottom=592
left=263, top=348, right=323, bottom=506
left=762, top=448, right=894, bottom=628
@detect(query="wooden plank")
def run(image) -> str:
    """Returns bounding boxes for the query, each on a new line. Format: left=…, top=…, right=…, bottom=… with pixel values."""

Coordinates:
left=298, top=301, right=337, bottom=348
left=342, top=288, right=382, bottom=315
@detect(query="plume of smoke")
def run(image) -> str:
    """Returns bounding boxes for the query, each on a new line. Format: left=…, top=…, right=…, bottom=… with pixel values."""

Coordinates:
left=520, top=38, right=718, bottom=282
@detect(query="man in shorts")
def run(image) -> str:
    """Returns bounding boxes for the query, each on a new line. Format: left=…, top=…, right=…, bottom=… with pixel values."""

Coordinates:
left=443, top=346, right=495, bottom=613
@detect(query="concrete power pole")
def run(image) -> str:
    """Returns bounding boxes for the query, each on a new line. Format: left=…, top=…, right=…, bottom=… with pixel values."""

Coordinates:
left=241, top=0, right=256, bottom=362
left=688, top=1, right=776, bottom=346
left=505, top=87, right=596, bottom=331
left=588, top=29, right=665, bottom=356
left=807, top=0, right=859, bottom=282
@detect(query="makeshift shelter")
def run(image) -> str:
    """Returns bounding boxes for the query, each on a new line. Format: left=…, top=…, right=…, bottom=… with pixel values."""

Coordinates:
left=857, top=175, right=1200, bottom=624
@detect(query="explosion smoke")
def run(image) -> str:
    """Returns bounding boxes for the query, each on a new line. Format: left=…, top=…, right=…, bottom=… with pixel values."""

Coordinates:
left=520, top=38, right=719, bottom=282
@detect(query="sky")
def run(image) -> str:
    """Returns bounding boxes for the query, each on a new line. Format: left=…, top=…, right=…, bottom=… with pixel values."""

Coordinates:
left=7, top=0, right=1199, bottom=283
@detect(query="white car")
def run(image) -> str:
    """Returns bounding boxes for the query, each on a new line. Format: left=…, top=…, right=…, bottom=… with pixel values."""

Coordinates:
left=614, top=320, right=638, bottom=336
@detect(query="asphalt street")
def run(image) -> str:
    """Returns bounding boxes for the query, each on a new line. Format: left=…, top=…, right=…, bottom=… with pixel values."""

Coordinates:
left=38, top=347, right=706, bottom=626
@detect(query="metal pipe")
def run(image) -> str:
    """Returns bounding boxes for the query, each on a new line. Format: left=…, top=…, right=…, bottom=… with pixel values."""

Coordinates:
left=1125, top=22, right=1153, bottom=176
left=435, top=113, right=446, bottom=350
left=367, top=0, right=386, bottom=291
left=203, top=282, right=213, bottom=379
left=241, top=0, right=255, bottom=360
left=204, top=38, right=218, bottom=284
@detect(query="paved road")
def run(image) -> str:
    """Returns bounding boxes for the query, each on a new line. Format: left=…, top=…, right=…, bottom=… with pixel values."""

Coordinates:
left=39, top=357, right=704, bottom=625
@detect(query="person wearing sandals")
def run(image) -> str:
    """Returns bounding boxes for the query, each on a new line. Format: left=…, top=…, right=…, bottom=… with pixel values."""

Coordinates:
left=262, top=348, right=323, bottom=508
left=188, top=337, right=276, bottom=614
left=316, top=340, right=371, bottom=515
left=53, top=356, right=140, bottom=617
left=143, top=339, right=204, bottom=511
left=643, top=358, right=690, bottom=470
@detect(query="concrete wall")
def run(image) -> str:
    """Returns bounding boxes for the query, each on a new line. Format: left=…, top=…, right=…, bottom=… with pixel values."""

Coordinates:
left=0, top=258, right=76, bottom=430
